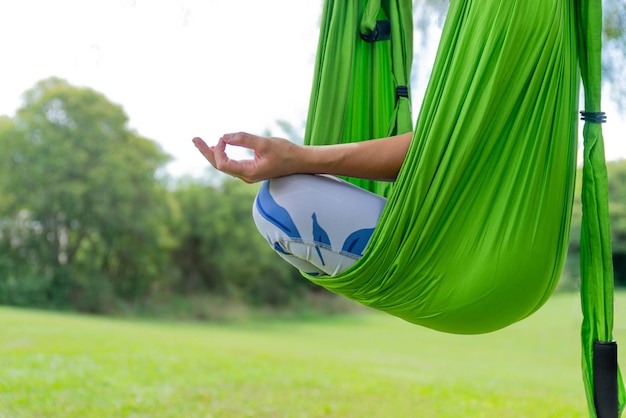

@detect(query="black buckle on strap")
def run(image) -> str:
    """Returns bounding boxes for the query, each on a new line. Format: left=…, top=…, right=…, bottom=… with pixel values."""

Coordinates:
left=580, top=111, right=607, bottom=123
left=396, top=86, right=409, bottom=103
left=360, top=20, right=391, bottom=42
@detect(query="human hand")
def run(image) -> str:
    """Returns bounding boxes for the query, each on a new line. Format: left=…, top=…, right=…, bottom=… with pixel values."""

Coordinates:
left=192, top=132, right=302, bottom=183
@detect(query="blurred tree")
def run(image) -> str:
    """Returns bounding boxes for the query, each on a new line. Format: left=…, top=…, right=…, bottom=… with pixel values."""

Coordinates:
left=170, top=176, right=311, bottom=307
left=603, top=0, right=626, bottom=108
left=565, top=160, right=626, bottom=289
left=0, top=77, right=173, bottom=310
left=606, top=160, right=626, bottom=286
left=274, top=119, right=305, bottom=145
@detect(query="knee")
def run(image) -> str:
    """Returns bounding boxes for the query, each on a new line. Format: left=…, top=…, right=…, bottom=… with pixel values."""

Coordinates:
left=252, top=179, right=303, bottom=248
left=251, top=175, right=385, bottom=276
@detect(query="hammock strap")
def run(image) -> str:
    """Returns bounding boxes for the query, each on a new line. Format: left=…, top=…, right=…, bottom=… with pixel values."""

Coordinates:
left=576, top=0, right=625, bottom=416
left=304, top=0, right=413, bottom=197
left=580, top=111, right=607, bottom=123
left=360, top=20, right=391, bottom=42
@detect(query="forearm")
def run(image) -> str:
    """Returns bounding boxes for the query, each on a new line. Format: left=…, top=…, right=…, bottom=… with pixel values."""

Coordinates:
left=297, top=131, right=412, bottom=181
left=193, top=131, right=412, bottom=183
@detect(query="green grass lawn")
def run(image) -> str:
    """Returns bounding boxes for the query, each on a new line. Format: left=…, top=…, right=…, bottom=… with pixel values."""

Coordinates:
left=1, top=292, right=625, bottom=418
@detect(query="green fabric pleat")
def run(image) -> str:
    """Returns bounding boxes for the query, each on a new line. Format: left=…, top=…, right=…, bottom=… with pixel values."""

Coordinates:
left=576, top=0, right=626, bottom=415
left=304, top=0, right=624, bottom=413
left=304, top=0, right=413, bottom=197
left=307, top=0, right=578, bottom=334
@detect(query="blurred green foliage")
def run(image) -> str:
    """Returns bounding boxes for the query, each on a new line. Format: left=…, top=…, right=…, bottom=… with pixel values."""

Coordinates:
left=0, top=78, right=310, bottom=315
left=563, top=159, right=626, bottom=290
left=602, top=0, right=626, bottom=108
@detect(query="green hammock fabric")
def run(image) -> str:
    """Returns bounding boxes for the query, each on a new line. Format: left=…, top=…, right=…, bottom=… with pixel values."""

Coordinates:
left=305, top=0, right=413, bottom=197
left=306, top=0, right=577, bottom=335
left=303, top=0, right=624, bottom=415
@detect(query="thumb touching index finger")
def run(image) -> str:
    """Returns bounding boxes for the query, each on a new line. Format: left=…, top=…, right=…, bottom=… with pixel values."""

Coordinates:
left=221, top=132, right=259, bottom=151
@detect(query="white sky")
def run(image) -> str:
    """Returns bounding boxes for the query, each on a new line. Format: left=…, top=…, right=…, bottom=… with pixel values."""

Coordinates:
left=1, top=0, right=624, bottom=178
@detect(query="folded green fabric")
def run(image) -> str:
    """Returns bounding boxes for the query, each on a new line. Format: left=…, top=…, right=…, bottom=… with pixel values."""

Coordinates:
left=304, top=0, right=624, bottom=415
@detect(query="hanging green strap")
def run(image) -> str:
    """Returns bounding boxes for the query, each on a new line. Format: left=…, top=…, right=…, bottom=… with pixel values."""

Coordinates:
left=304, top=0, right=413, bottom=197
left=576, top=0, right=625, bottom=416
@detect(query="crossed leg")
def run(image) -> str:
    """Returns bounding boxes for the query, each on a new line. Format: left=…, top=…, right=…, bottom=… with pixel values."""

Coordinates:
left=252, top=174, right=387, bottom=276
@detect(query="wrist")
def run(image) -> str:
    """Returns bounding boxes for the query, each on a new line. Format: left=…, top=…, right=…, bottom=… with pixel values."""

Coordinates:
left=292, top=143, right=316, bottom=174
left=297, top=143, right=351, bottom=176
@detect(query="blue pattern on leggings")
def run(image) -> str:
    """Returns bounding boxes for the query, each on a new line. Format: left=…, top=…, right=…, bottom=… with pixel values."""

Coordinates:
left=311, top=212, right=330, bottom=266
left=273, top=242, right=291, bottom=255
left=342, top=228, right=375, bottom=256
left=255, top=181, right=301, bottom=239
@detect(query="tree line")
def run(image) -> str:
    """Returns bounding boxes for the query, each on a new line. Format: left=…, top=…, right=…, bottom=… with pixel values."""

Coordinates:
left=0, top=78, right=624, bottom=316
left=0, top=78, right=313, bottom=315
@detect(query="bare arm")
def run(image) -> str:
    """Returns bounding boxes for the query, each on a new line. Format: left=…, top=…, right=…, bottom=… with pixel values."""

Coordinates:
left=192, top=131, right=412, bottom=183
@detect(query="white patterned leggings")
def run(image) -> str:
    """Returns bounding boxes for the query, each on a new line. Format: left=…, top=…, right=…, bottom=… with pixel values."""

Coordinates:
left=252, top=174, right=387, bottom=276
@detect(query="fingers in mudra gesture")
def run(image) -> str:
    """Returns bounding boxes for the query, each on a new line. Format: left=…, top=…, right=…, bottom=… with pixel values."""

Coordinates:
left=192, top=132, right=302, bottom=183
left=193, top=131, right=412, bottom=182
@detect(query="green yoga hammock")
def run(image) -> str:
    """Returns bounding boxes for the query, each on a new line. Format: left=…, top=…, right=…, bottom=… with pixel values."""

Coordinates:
left=302, top=0, right=624, bottom=416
